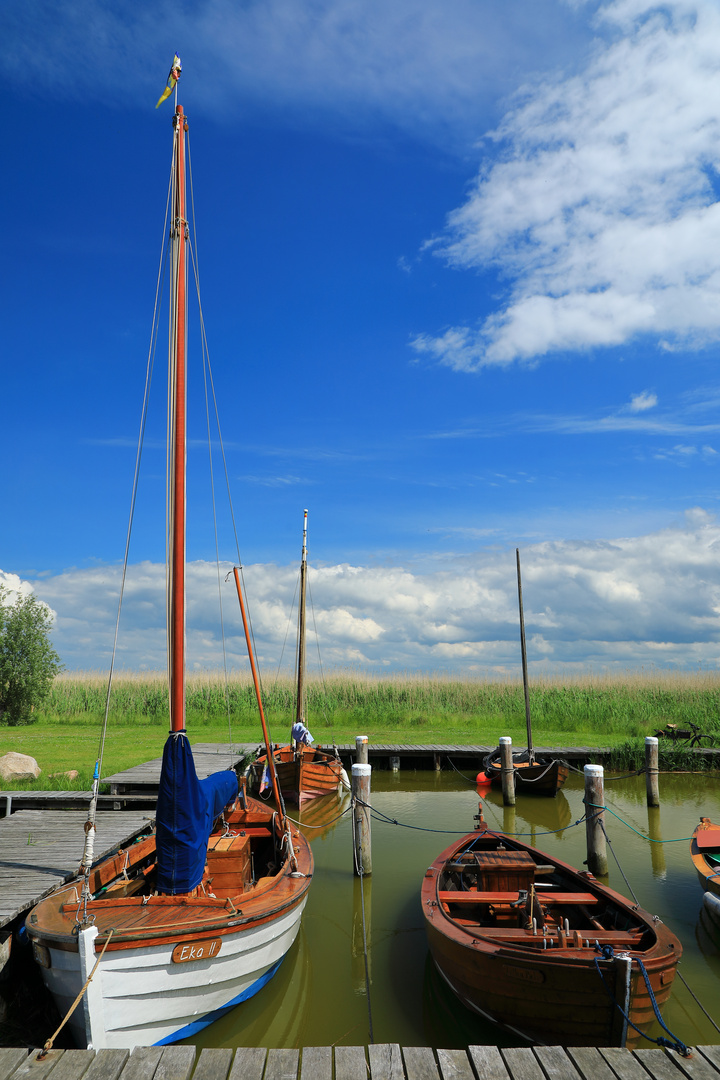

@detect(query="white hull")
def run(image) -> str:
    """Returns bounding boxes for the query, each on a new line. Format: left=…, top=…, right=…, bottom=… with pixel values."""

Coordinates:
left=40, top=897, right=307, bottom=1048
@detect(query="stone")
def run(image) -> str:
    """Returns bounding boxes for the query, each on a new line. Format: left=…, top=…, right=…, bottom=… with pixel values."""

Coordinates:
left=49, top=769, right=79, bottom=782
left=0, top=752, right=41, bottom=782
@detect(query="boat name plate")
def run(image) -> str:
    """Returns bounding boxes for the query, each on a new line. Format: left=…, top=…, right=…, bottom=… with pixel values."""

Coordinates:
left=501, top=963, right=545, bottom=985
left=172, top=938, right=222, bottom=963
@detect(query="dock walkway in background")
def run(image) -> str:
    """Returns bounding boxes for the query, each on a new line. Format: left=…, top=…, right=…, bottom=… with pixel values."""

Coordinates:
left=2, top=1043, right=720, bottom=1080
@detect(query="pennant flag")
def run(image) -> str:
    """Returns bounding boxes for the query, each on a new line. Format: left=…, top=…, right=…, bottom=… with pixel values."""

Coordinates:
left=259, top=763, right=270, bottom=794
left=156, top=54, right=182, bottom=108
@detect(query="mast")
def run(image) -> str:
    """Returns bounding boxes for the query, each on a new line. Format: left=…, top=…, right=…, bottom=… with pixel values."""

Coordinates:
left=169, top=105, right=188, bottom=733
left=296, top=509, right=308, bottom=725
left=516, top=548, right=534, bottom=761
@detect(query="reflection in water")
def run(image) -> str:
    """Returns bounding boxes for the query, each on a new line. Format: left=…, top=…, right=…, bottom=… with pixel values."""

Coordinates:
left=352, top=875, right=372, bottom=995
left=647, top=806, right=667, bottom=880
left=188, top=769, right=720, bottom=1050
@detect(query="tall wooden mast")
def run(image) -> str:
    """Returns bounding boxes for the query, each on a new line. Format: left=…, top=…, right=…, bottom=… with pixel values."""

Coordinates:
left=295, top=509, right=308, bottom=724
left=169, top=105, right=188, bottom=733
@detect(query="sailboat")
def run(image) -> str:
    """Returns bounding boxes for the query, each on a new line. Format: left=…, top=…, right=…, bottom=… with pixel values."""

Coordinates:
left=26, top=88, right=313, bottom=1050
left=482, top=549, right=568, bottom=796
left=249, top=510, right=349, bottom=807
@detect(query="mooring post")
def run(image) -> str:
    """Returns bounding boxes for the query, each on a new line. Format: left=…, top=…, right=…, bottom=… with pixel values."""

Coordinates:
left=584, top=764, right=608, bottom=876
left=645, top=736, right=660, bottom=807
left=355, top=735, right=369, bottom=765
left=499, top=736, right=515, bottom=806
left=352, top=763, right=372, bottom=876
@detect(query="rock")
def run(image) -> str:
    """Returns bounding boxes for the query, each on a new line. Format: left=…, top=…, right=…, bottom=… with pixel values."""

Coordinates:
left=0, top=752, right=41, bottom=782
left=49, top=770, right=79, bottom=782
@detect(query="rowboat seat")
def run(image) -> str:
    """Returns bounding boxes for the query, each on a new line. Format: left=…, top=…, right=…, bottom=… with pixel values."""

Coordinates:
left=438, top=890, right=599, bottom=906
left=696, top=828, right=720, bottom=852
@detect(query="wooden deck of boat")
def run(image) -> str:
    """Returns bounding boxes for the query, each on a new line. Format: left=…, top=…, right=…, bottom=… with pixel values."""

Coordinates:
left=0, top=809, right=153, bottom=928
left=1, top=1043, right=719, bottom=1080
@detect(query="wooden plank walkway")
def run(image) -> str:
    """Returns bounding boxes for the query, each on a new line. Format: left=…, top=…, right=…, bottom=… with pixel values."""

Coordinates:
left=1, top=1044, right=719, bottom=1080
left=105, top=745, right=252, bottom=795
left=0, top=810, right=153, bottom=927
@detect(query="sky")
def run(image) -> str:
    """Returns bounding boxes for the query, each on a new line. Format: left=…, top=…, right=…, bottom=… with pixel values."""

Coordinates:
left=3, top=0, right=720, bottom=677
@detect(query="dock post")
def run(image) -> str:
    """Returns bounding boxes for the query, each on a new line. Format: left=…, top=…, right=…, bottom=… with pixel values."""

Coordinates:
left=355, top=735, right=369, bottom=765
left=584, top=764, right=608, bottom=876
left=500, top=737, right=515, bottom=806
left=352, top=763, right=372, bottom=876
left=645, top=736, right=660, bottom=807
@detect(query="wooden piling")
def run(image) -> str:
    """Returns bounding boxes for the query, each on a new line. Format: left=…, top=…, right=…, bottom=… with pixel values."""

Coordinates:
left=352, top=763, right=372, bottom=876
left=355, top=735, right=369, bottom=765
left=500, top=737, right=515, bottom=806
left=584, top=764, right=608, bottom=876
left=645, top=736, right=660, bottom=807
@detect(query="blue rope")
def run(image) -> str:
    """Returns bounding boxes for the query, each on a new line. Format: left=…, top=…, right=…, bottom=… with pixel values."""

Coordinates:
left=593, top=944, right=690, bottom=1057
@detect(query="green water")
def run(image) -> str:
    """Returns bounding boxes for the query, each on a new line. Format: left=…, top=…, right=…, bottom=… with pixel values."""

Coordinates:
left=190, top=769, right=720, bottom=1051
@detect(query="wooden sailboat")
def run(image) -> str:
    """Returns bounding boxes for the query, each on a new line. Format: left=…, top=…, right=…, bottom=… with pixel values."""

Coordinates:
left=691, top=816, right=720, bottom=896
left=26, top=90, right=312, bottom=1050
left=483, top=549, right=568, bottom=796
left=250, top=510, right=349, bottom=807
left=422, top=805, right=681, bottom=1048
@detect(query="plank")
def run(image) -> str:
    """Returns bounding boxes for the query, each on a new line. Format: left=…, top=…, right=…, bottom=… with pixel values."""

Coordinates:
left=500, top=1049, right=544, bottom=1080
left=299, top=1048, right=331, bottom=1080
left=0, top=1051, right=28, bottom=1080
left=566, top=1049, right=618, bottom=1080
left=369, top=1045, right=404, bottom=1080
left=437, top=1049, right=475, bottom=1080
left=10, top=1049, right=65, bottom=1080
left=227, top=1049, right=266, bottom=1080
left=335, top=1047, right=368, bottom=1080
left=634, top=1050, right=686, bottom=1080
left=47, top=1052, right=99, bottom=1080
left=191, top=1050, right=234, bottom=1080
left=152, top=1047, right=196, bottom=1080
left=263, top=1049, right=300, bottom=1080
left=663, top=1051, right=719, bottom=1080
left=402, top=1048, right=440, bottom=1080
left=599, top=1050, right=653, bottom=1080
left=533, top=1047, right=582, bottom=1080
left=696, top=1050, right=720, bottom=1076
left=469, top=1047, right=512, bottom=1080
left=82, top=1050, right=130, bottom=1080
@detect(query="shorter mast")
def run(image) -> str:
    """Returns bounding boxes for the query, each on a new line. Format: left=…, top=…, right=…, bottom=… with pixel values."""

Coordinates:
left=516, top=548, right=534, bottom=762
left=295, top=510, right=308, bottom=725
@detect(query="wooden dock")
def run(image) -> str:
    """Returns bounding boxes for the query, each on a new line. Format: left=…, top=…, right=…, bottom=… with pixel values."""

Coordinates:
left=0, top=809, right=153, bottom=929
left=2, top=1043, right=720, bottom=1080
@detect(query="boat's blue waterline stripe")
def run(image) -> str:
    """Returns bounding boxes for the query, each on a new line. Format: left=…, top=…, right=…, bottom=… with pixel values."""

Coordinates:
left=152, top=958, right=285, bottom=1045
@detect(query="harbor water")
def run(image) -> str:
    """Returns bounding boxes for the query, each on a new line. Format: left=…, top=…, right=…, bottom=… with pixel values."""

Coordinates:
left=187, top=766, right=720, bottom=1051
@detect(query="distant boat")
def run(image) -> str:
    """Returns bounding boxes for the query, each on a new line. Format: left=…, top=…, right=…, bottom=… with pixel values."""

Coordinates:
left=691, top=816, right=720, bottom=896
left=26, top=90, right=312, bottom=1049
left=483, top=550, right=568, bottom=796
left=249, top=511, right=349, bottom=807
left=422, top=807, right=681, bottom=1047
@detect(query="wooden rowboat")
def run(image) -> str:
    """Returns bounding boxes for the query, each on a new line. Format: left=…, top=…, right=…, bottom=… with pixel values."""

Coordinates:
left=422, top=811, right=681, bottom=1047
left=482, top=751, right=569, bottom=797
left=691, top=816, right=720, bottom=896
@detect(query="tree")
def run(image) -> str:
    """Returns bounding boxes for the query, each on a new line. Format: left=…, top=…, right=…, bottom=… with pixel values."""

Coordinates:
left=0, top=586, right=63, bottom=725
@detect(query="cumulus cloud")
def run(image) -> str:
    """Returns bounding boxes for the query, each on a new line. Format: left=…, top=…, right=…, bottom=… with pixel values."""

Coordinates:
left=414, top=0, right=720, bottom=368
left=629, top=392, right=657, bottom=413
left=13, top=508, right=720, bottom=674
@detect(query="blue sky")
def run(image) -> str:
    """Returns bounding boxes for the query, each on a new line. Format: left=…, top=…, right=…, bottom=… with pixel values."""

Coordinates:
left=3, top=0, right=720, bottom=675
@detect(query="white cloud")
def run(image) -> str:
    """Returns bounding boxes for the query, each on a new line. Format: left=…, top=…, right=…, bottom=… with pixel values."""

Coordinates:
left=629, top=392, right=657, bottom=412
left=1, top=1, right=594, bottom=146
left=12, top=506, right=720, bottom=673
left=414, top=0, right=720, bottom=368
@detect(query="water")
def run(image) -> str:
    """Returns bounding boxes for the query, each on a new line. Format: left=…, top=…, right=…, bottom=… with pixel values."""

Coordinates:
left=190, top=768, right=720, bottom=1050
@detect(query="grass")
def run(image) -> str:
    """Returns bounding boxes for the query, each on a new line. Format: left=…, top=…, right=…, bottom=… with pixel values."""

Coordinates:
left=0, top=668, right=718, bottom=784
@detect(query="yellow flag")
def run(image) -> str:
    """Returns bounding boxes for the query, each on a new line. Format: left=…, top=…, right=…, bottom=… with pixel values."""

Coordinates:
left=156, top=54, right=182, bottom=108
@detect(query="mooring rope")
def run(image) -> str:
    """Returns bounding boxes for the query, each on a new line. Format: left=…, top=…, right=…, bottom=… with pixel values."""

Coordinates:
left=584, top=800, right=695, bottom=844
left=593, top=945, right=690, bottom=1057
left=37, top=929, right=115, bottom=1059
left=356, top=798, right=588, bottom=838
left=350, top=795, right=374, bottom=1044
left=675, top=967, right=720, bottom=1036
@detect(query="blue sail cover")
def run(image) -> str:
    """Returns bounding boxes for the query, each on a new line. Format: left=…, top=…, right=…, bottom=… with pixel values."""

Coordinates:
left=156, top=733, right=239, bottom=895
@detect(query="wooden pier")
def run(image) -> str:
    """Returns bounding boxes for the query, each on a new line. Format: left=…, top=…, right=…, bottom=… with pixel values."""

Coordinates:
left=2, top=1043, right=720, bottom=1080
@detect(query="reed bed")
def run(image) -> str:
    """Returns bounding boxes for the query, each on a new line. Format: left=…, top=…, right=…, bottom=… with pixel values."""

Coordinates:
left=43, top=668, right=720, bottom=742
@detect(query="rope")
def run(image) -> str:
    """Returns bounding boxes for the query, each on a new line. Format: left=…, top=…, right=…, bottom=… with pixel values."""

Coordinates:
left=37, top=929, right=115, bottom=1058
left=350, top=795, right=374, bottom=1044
left=675, top=967, right=720, bottom=1036
left=598, top=817, right=640, bottom=906
left=285, top=803, right=353, bottom=830
left=592, top=945, right=690, bottom=1056
left=357, top=798, right=588, bottom=838
left=584, top=801, right=695, bottom=844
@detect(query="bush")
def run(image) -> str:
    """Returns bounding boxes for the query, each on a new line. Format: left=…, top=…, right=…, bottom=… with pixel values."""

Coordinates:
left=0, top=586, right=63, bottom=725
